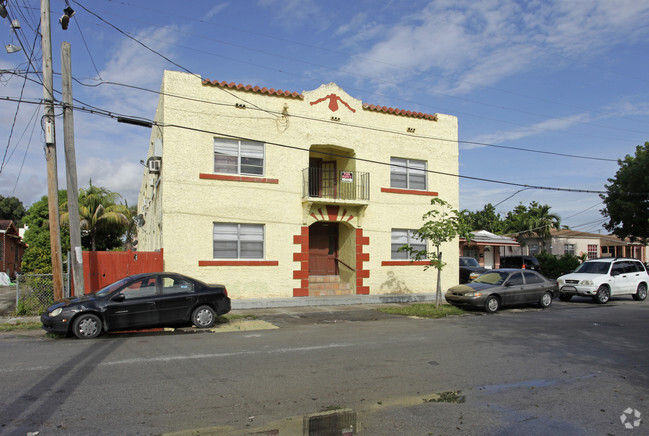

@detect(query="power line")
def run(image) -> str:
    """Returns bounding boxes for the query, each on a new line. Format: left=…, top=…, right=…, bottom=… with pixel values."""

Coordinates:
left=92, top=0, right=649, bottom=131
left=66, top=76, right=619, bottom=163
left=0, top=92, right=616, bottom=194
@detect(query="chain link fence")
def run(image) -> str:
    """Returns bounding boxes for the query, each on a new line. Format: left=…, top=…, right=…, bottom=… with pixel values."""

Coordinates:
left=15, top=274, right=70, bottom=316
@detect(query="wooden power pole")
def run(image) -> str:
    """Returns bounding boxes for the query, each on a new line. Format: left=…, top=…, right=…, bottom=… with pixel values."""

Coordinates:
left=41, top=0, right=64, bottom=300
left=61, top=42, right=85, bottom=296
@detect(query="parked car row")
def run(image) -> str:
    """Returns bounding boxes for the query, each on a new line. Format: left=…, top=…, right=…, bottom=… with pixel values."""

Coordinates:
left=449, top=257, right=649, bottom=313
left=41, top=257, right=648, bottom=338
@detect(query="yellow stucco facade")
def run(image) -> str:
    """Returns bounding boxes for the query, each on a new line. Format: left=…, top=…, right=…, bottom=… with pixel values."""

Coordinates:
left=138, top=70, right=460, bottom=300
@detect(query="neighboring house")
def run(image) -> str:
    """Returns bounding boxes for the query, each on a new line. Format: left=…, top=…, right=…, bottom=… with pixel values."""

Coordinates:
left=516, top=229, right=647, bottom=261
left=0, top=220, right=26, bottom=279
left=459, top=230, right=520, bottom=269
left=137, top=70, right=460, bottom=300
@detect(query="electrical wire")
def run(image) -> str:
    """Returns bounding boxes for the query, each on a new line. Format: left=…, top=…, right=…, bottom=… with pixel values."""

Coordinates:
left=67, top=77, right=619, bottom=163
left=0, top=92, right=619, bottom=196
left=91, top=0, right=649, bottom=130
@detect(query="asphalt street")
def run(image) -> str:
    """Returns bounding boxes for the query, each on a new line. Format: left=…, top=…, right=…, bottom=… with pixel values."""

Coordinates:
left=0, top=297, right=648, bottom=435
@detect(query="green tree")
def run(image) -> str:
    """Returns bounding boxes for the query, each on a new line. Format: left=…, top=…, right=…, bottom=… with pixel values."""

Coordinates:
left=403, top=197, right=472, bottom=307
left=502, top=202, right=560, bottom=244
left=21, top=192, right=70, bottom=274
left=461, top=203, right=503, bottom=233
left=527, top=201, right=561, bottom=240
left=61, top=182, right=130, bottom=251
left=601, top=142, right=649, bottom=243
left=0, top=195, right=26, bottom=226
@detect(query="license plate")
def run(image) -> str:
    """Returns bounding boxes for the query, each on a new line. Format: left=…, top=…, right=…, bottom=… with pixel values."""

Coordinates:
left=561, top=286, right=577, bottom=292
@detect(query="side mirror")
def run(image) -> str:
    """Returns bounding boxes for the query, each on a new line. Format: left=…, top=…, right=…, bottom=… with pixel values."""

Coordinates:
left=610, top=270, right=620, bottom=277
left=112, top=293, right=126, bottom=302
left=504, top=281, right=513, bottom=287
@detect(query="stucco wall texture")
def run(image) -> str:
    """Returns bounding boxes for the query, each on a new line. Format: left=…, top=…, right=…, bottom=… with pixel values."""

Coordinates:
left=138, top=70, right=460, bottom=300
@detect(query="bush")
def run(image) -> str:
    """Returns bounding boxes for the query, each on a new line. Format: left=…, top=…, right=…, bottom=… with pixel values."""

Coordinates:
left=536, top=252, right=581, bottom=279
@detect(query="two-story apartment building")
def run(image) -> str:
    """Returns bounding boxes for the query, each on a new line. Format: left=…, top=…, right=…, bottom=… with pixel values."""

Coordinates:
left=137, top=70, right=459, bottom=300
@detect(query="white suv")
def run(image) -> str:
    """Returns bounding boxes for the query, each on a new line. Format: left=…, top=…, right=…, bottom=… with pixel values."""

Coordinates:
left=557, top=258, right=649, bottom=304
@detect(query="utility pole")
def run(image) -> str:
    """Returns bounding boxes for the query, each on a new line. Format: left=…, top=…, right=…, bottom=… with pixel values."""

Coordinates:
left=61, top=41, right=84, bottom=296
left=41, top=0, right=64, bottom=300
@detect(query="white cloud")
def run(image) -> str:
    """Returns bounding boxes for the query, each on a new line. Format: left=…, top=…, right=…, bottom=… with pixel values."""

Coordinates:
left=77, top=157, right=144, bottom=205
left=467, top=113, right=591, bottom=146
left=205, top=3, right=229, bottom=19
left=97, top=25, right=182, bottom=117
left=339, top=0, right=649, bottom=95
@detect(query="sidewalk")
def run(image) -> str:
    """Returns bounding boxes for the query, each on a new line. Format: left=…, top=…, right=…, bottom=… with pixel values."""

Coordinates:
left=0, top=293, right=439, bottom=326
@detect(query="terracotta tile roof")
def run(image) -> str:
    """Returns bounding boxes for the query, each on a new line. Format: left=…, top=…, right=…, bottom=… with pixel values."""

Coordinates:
left=202, top=78, right=439, bottom=121
left=362, top=103, right=438, bottom=121
left=202, top=79, right=303, bottom=99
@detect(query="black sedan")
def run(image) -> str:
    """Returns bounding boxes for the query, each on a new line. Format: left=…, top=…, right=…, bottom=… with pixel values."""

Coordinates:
left=459, top=256, right=487, bottom=284
left=445, top=269, right=557, bottom=313
left=41, top=272, right=231, bottom=339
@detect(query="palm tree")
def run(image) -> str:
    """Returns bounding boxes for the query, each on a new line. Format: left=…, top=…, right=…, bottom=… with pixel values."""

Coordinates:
left=61, top=181, right=129, bottom=251
left=527, top=202, right=561, bottom=240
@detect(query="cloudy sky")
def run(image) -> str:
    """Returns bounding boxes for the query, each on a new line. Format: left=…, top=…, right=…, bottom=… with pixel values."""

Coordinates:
left=0, top=0, right=647, bottom=233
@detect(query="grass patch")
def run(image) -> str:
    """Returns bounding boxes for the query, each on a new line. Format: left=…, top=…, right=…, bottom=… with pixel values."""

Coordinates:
left=377, top=303, right=465, bottom=319
left=424, top=391, right=466, bottom=404
left=214, top=313, right=258, bottom=324
left=224, top=313, right=258, bottom=320
left=0, top=321, right=42, bottom=332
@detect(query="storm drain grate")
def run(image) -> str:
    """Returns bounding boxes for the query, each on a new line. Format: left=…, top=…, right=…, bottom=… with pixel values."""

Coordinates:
left=304, top=408, right=356, bottom=435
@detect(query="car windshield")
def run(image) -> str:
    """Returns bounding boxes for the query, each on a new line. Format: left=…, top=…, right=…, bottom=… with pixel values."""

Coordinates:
left=95, top=277, right=134, bottom=297
left=574, top=262, right=610, bottom=274
left=462, top=258, right=479, bottom=267
left=473, top=271, right=509, bottom=285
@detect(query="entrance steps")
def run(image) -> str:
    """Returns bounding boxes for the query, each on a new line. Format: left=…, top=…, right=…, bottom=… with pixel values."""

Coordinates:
left=308, top=275, right=353, bottom=296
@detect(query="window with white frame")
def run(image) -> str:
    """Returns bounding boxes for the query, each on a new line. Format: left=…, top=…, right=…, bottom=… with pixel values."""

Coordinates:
left=390, top=158, right=426, bottom=190
left=391, top=229, right=426, bottom=260
left=564, top=243, right=575, bottom=255
left=214, top=138, right=264, bottom=175
left=213, top=223, right=264, bottom=259
left=587, top=244, right=598, bottom=259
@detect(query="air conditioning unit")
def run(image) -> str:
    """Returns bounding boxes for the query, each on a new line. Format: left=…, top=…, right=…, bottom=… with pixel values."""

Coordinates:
left=147, top=157, right=161, bottom=173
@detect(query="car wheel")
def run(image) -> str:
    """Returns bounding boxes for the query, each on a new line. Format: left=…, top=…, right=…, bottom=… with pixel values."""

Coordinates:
left=484, top=296, right=499, bottom=313
left=192, top=305, right=216, bottom=328
left=633, top=283, right=647, bottom=301
left=539, top=291, right=553, bottom=308
left=559, top=294, right=572, bottom=302
left=593, top=286, right=610, bottom=304
left=72, top=314, right=102, bottom=339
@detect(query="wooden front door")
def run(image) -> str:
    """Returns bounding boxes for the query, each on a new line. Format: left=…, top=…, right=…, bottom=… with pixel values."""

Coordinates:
left=309, top=222, right=339, bottom=275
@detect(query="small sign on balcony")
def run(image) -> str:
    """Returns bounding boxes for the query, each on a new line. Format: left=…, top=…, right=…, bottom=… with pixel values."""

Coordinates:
left=341, top=171, right=353, bottom=183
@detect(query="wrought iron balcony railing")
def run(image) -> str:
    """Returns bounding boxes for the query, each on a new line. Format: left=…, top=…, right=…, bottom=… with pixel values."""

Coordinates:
left=302, top=167, right=370, bottom=202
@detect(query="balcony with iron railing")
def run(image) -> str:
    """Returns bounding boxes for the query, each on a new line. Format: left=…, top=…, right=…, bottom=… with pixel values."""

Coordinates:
left=302, top=167, right=370, bottom=204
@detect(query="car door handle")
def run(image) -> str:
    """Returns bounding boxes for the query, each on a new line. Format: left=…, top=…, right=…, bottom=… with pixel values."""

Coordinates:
left=185, top=296, right=196, bottom=301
